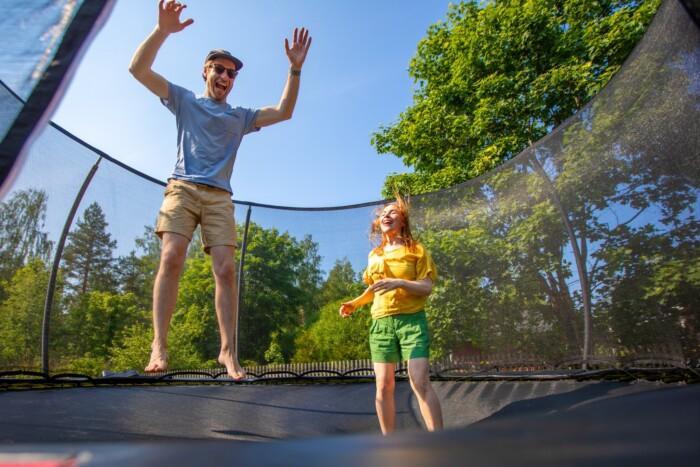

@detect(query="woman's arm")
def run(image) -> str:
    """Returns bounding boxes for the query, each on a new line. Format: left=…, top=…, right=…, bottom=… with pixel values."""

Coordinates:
left=339, top=286, right=374, bottom=317
left=370, top=278, right=433, bottom=296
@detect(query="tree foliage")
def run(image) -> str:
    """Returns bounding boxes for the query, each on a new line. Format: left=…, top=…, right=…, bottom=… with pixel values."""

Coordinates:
left=0, top=260, right=55, bottom=367
left=412, top=9, right=700, bottom=363
left=317, top=258, right=365, bottom=309
left=61, top=202, right=117, bottom=296
left=0, top=189, right=52, bottom=286
left=2, top=0, right=695, bottom=375
left=293, top=299, right=371, bottom=363
left=117, top=226, right=160, bottom=310
left=373, top=0, right=661, bottom=196
left=238, top=224, right=322, bottom=363
left=63, top=291, right=144, bottom=359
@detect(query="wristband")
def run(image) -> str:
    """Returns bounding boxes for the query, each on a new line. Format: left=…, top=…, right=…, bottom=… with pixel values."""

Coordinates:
left=290, top=69, right=301, bottom=76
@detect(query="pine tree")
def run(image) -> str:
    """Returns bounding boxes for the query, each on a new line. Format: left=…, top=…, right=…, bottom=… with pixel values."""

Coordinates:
left=61, top=202, right=117, bottom=296
left=318, top=258, right=364, bottom=309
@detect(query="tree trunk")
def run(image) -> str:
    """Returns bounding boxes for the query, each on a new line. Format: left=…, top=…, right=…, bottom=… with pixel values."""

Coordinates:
left=530, top=156, right=593, bottom=368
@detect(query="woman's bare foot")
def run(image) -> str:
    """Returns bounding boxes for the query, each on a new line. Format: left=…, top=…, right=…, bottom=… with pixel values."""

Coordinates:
left=145, top=345, right=168, bottom=373
left=218, top=350, right=247, bottom=380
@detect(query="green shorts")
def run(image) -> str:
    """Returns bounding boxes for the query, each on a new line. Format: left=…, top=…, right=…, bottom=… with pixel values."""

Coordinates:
left=369, top=311, right=430, bottom=363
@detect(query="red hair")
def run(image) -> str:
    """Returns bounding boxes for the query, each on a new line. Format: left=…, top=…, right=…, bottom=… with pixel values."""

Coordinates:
left=370, top=193, right=416, bottom=254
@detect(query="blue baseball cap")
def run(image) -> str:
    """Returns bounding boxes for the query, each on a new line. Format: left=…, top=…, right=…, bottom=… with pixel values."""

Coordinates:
left=205, top=49, right=243, bottom=71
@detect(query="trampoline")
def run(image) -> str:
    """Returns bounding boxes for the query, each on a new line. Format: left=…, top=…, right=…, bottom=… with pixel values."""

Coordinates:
left=0, top=379, right=698, bottom=465
left=1, top=0, right=699, bottom=465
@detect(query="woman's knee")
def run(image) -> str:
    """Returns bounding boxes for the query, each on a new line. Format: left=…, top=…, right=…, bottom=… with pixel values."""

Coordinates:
left=375, top=378, right=395, bottom=398
left=409, top=372, right=431, bottom=398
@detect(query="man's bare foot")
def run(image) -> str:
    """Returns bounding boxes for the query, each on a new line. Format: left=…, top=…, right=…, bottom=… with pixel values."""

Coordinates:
left=145, top=346, right=168, bottom=373
left=218, top=350, right=247, bottom=380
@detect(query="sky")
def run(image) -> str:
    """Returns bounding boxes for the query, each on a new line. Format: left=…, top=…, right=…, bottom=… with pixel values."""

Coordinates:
left=4, top=0, right=692, bottom=277
left=50, top=0, right=454, bottom=207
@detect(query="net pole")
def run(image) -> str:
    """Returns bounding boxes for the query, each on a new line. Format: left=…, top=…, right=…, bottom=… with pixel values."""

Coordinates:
left=41, top=156, right=102, bottom=374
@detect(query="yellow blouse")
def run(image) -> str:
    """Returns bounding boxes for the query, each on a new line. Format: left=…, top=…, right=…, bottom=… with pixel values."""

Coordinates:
left=362, top=243, right=437, bottom=319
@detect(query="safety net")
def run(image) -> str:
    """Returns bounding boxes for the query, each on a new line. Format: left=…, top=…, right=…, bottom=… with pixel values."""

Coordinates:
left=0, top=0, right=698, bottom=380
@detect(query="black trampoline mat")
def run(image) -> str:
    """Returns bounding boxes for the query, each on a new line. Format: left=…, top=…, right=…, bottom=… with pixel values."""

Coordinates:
left=0, top=380, right=698, bottom=466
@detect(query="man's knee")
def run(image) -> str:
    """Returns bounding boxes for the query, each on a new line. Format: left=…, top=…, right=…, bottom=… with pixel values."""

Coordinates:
left=159, top=239, right=188, bottom=274
left=212, top=257, right=236, bottom=281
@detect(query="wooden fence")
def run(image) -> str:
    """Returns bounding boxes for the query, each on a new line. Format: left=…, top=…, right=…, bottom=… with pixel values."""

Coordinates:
left=142, top=343, right=687, bottom=380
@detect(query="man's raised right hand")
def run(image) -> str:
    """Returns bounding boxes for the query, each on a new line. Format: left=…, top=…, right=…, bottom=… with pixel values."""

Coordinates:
left=157, top=0, right=194, bottom=34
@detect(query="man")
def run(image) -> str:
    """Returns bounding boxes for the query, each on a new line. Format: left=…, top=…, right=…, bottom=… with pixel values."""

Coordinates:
left=129, top=0, right=311, bottom=379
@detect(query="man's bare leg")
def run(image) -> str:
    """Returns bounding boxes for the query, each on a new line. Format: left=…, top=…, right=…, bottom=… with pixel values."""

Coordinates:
left=145, top=232, right=189, bottom=372
left=210, top=245, right=246, bottom=380
left=374, top=362, right=396, bottom=434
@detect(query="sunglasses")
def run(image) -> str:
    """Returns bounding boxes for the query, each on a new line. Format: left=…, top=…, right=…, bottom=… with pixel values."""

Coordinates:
left=208, top=63, right=238, bottom=79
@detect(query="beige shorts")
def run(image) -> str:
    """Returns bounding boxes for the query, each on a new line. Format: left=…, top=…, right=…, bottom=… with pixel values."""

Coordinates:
left=156, top=179, right=236, bottom=253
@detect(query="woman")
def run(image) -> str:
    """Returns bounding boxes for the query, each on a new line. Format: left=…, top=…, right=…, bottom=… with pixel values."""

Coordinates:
left=339, top=195, right=443, bottom=434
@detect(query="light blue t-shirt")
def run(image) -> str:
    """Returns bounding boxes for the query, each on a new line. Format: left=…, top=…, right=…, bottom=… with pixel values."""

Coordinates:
left=161, top=82, right=259, bottom=193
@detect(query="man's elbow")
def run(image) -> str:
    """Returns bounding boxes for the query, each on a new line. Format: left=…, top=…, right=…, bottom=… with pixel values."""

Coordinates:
left=128, top=63, right=147, bottom=81
left=128, top=65, right=140, bottom=80
left=280, top=108, right=294, bottom=121
left=257, top=108, right=293, bottom=127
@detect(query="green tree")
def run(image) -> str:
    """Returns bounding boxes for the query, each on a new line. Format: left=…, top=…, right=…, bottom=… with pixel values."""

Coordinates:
left=293, top=299, right=371, bottom=363
left=238, top=223, right=323, bottom=363
left=169, top=255, right=220, bottom=364
left=186, top=227, right=205, bottom=260
left=295, top=236, right=323, bottom=325
left=0, top=189, right=52, bottom=286
left=62, top=291, right=144, bottom=360
left=413, top=180, right=573, bottom=363
left=61, top=202, right=117, bottom=296
left=133, top=222, right=324, bottom=367
left=317, top=258, right=365, bottom=311
left=117, top=225, right=160, bottom=310
left=109, top=321, right=203, bottom=372
left=366, top=0, right=700, bottom=369
left=411, top=17, right=700, bottom=365
left=264, top=331, right=286, bottom=364
left=0, top=260, right=56, bottom=368
left=593, top=222, right=700, bottom=360
left=373, top=0, right=661, bottom=196
left=107, top=322, right=153, bottom=371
